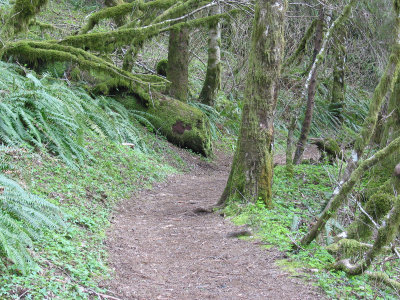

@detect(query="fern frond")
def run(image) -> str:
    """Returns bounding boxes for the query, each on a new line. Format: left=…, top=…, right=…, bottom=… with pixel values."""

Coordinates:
left=0, top=175, right=64, bottom=273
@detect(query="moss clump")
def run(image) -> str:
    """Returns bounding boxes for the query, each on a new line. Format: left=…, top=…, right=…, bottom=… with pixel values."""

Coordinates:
left=8, top=0, right=48, bottom=33
left=156, top=59, right=168, bottom=77
left=327, top=239, right=369, bottom=258
left=347, top=192, right=395, bottom=241
left=116, top=93, right=213, bottom=156
left=311, top=138, right=341, bottom=162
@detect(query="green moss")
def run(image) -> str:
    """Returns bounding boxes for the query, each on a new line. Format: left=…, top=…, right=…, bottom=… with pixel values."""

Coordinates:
left=313, top=138, right=341, bottom=162
left=275, top=259, right=302, bottom=276
left=156, top=59, right=168, bottom=77
left=0, top=41, right=167, bottom=104
left=116, top=94, right=213, bottom=156
left=61, top=9, right=239, bottom=54
left=79, top=0, right=178, bottom=34
left=8, top=0, right=48, bottom=33
left=327, top=239, right=370, bottom=258
left=218, top=0, right=286, bottom=207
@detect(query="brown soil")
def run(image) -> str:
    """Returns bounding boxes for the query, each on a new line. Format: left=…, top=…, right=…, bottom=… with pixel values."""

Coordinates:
left=104, top=148, right=324, bottom=300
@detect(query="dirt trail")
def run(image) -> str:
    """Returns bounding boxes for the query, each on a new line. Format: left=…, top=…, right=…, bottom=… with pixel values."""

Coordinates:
left=105, top=149, right=323, bottom=300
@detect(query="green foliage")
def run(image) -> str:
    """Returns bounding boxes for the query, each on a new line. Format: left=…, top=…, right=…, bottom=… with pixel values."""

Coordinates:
left=0, top=160, right=63, bottom=274
left=0, top=61, right=156, bottom=168
left=0, top=125, right=176, bottom=298
left=311, top=83, right=369, bottom=137
left=156, top=59, right=168, bottom=77
left=188, top=101, right=222, bottom=141
left=223, top=164, right=399, bottom=299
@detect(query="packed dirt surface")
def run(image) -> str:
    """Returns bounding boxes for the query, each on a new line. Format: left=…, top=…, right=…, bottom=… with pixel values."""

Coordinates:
left=104, top=148, right=324, bottom=299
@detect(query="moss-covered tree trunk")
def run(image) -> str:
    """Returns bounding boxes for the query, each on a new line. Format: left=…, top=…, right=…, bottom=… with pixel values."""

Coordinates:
left=218, top=0, right=286, bottom=208
left=331, top=34, right=346, bottom=120
left=117, top=93, right=212, bottom=156
left=293, top=7, right=325, bottom=165
left=198, top=4, right=221, bottom=106
left=167, top=25, right=189, bottom=101
left=381, top=74, right=400, bottom=146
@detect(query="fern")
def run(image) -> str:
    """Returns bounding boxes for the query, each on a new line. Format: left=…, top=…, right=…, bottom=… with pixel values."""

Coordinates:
left=188, top=101, right=223, bottom=140
left=0, top=61, right=155, bottom=167
left=0, top=173, right=64, bottom=274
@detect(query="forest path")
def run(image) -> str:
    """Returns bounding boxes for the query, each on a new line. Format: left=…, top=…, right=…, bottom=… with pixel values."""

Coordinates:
left=104, top=148, right=323, bottom=300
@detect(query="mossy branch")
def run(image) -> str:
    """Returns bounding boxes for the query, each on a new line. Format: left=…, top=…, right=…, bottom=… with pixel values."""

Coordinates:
left=60, top=9, right=239, bottom=53
left=343, top=0, right=400, bottom=181
left=0, top=41, right=167, bottom=103
left=367, top=272, right=400, bottom=293
left=300, top=135, right=400, bottom=246
left=326, top=238, right=399, bottom=258
left=79, top=0, right=178, bottom=34
left=298, top=0, right=400, bottom=246
left=334, top=196, right=400, bottom=275
left=284, top=19, right=317, bottom=68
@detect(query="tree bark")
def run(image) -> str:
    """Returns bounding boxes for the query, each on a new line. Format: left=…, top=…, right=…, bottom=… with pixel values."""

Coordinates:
left=293, top=7, right=325, bottom=165
left=331, top=34, right=346, bottom=121
left=198, top=4, right=221, bottom=106
left=286, top=115, right=297, bottom=167
left=218, top=0, right=286, bottom=208
left=167, top=25, right=189, bottom=101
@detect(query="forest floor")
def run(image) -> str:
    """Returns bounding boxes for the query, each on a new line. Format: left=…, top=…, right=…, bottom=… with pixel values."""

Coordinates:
left=104, top=146, right=323, bottom=300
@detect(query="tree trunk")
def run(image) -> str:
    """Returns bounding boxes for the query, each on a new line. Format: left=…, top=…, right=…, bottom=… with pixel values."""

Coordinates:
left=381, top=74, right=400, bottom=147
left=293, top=7, right=325, bottom=165
left=286, top=115, right=297, bottom=167
left=218, top=0, right=286, bottom=208
left=167, top=26, right=189, bottom=101
left=331, top=34, right=346, bottom=121
left=117, top=93, right=213, bottom=157
left=198, top=4, right=221, bottom=106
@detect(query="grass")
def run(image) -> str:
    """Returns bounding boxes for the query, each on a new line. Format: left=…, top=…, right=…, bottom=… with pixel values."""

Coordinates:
left=0, top=136, right=177, bottom=298
left=223, top=164, right=399, bottom=300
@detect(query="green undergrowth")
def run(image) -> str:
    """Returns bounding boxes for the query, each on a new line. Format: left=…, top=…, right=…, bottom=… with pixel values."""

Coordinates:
left=0, top=136, right=176, bottom=298
left=0, top=59, right=179, bottom=297
left=223, top=164, right=399, bottom=299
